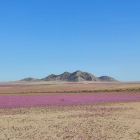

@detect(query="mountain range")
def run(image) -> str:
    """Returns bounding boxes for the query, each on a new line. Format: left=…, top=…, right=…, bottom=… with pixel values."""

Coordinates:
left=21, top=70, right=118, bottom=82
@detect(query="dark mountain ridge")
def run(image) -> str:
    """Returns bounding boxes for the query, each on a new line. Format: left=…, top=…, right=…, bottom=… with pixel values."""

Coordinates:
left=21, top=70, right=118, bottom=82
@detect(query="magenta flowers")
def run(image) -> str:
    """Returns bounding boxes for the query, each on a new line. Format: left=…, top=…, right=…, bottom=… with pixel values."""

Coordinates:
left=0, top=93, right=140, bottom=108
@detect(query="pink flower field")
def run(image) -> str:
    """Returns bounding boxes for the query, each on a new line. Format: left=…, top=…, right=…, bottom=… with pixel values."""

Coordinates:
left=0, top=93, right=140, bottom=108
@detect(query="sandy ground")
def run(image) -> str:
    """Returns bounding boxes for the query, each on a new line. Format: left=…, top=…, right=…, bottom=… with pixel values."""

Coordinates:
left=0, top=102, right=140, bottom=140
left=0, top=82, right=140, bottom=95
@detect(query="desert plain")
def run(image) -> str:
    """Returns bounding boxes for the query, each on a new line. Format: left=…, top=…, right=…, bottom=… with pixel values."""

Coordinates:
left=0, top=81, right=140, bottom=140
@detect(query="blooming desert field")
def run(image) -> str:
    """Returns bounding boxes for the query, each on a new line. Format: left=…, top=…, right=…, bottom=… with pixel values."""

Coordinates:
left=0, top=82, right=140, bottom=140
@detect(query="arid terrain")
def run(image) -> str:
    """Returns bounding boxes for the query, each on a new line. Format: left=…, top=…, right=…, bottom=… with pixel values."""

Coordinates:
left=1, top=0, right=140, bottom=139
left=0, top=102, right=140, bottom=140
left=0, top=81, right=140, bottom=95
left=0, top=82, right=140, bottom=140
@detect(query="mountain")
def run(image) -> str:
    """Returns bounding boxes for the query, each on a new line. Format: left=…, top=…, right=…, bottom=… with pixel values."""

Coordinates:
left=20, top=77, right=39, bottom=82
left=21, top=71, right=118, bottom=82
left=42, top=72, right=71, bottom=81
left=42, top=71, right=117, bottom=82
left=98, top=76, right=118, bottom=82
left=67, top=71, right=98, bottom=82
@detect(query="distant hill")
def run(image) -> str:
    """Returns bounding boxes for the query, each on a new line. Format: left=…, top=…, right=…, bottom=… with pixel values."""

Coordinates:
left=98, top=76, right=117, bottom=82
left=21, top=71, right=118, bottom=82
left=42, top=72, right=71, bottom=81
left=20, top=77, right=39, bottom=82
left=42, top=71, right=98, bottom=82
left=41, top=70, right=118, bottom=82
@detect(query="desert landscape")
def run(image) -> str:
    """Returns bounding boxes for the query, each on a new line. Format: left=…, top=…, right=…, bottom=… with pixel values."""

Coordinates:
left=0, top=81, right=140, bottom=140
left=0, top=0, right=140, bottom=139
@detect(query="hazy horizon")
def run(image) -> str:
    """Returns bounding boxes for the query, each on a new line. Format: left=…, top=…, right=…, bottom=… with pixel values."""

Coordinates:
left=0, top=0, right=140, bottom=81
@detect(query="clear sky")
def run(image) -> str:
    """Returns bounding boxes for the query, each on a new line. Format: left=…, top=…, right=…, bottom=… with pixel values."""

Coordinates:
left=0, top=0, right=140, bottom=81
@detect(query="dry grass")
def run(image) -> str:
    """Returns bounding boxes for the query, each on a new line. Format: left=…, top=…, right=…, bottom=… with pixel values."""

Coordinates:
left=0, top=82, right=140, bottom=95
left=0, top=102, right=140, bottom=140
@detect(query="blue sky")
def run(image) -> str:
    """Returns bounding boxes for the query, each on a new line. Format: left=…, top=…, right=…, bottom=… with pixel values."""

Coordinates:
left=0, top=0, right=140, bottom=81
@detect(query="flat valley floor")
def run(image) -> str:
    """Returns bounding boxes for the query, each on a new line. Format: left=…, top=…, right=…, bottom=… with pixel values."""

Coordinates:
left=0, top=82, right=140, bottom=140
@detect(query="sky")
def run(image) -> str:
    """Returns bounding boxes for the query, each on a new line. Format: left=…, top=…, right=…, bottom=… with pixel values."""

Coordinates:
left=0, top=0, right=140, bottom=81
